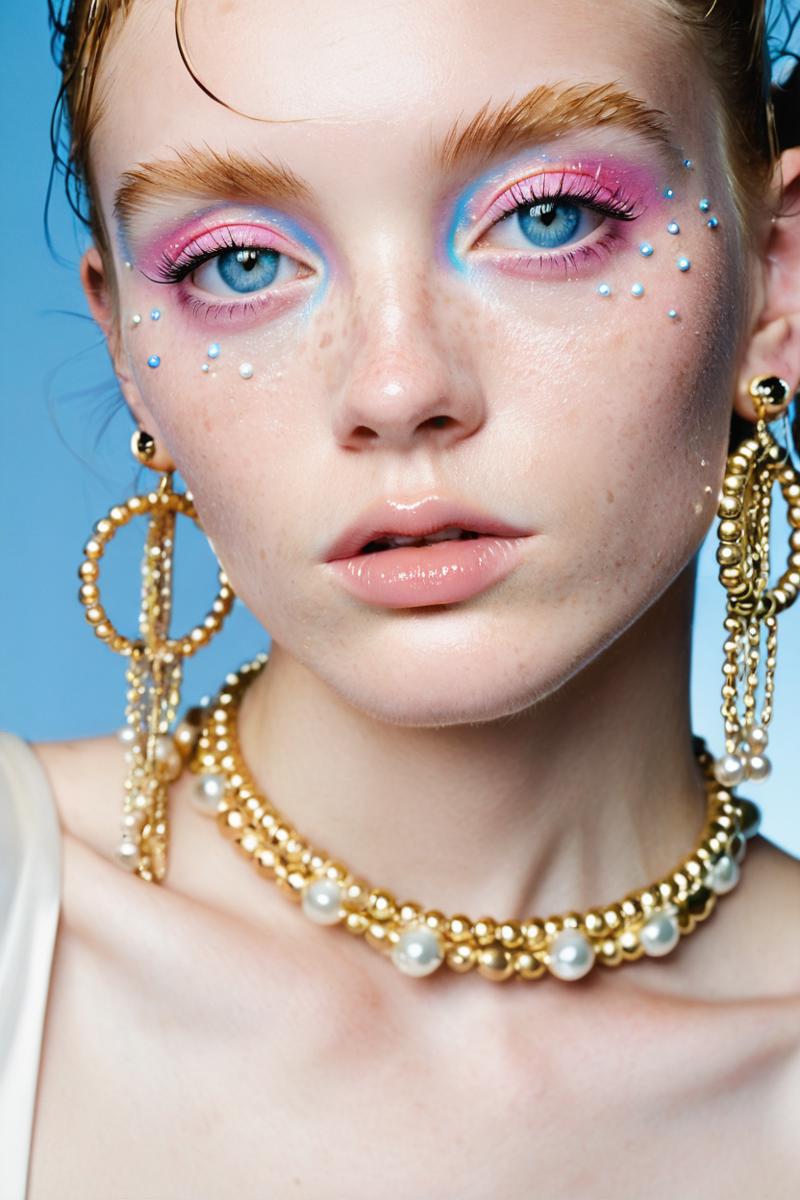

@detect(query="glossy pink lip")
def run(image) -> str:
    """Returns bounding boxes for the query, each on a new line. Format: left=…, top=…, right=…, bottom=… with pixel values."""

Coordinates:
left=323, top=495, right=535, bottom=609
left=328, top=536, right=532, bottom=608
left=324, top=495, right=532, bottom=560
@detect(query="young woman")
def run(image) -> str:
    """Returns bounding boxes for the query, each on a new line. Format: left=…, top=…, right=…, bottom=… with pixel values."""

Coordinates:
left=2, top=0, right=799, bottom=1195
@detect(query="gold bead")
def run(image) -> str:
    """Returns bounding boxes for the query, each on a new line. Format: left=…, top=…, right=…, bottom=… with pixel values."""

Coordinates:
left=365, top=921, right=392, bottom=951
left=447, top=914, right=473, bottom=942
left=584, top=910, right=607, bottom=937
left=618, top=929, right=644, bottom=960
left=596, top=938, right=624, bottom=967
left=513, top=950, right=546, bottom=979
left=366, top=888, right=396, bottom=921
left=446, top=943, right=477, bottom=973
left=476, top=942, right=515, bottom=981
left=344, top=911, right=370, bottom=937
left=424, top=909, right=447, bottom=932
left=218, top=807, right=245, bottom=840
left=497, top=920, right=524, bottom=949
left=473, top=918, right=497, bottom=946
left=522, top=919, right=547, bottom=948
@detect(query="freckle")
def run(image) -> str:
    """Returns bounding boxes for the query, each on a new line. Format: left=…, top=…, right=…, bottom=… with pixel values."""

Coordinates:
left=319, top=331, right=332, bottom=348
left=606, top=488, right=615, bottom=504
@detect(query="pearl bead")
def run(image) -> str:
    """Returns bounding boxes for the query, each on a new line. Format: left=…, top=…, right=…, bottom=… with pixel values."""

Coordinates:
left=747, top=725, right=769, bottom=751
left=708, top=855, right=739, bottom=894
left=639, top=910, right=680, bottom=957
left=713, top=753, right=746, bottom=787
left=115, top=839, right=140, bottom=870
left=192, top=774, right=226, bottom=814
left=747, top=753, right=771, bottom=781
left=391, top=924, right=445, bottom=977
left=302, top=879, right=344, bottom=925
left=154, top=734, right=182, bottom=780
left=546, top=929, right=595, bottom=981
left=239, top=362, right=254, bottom=379
left=117, top=725, right=139, bottom=747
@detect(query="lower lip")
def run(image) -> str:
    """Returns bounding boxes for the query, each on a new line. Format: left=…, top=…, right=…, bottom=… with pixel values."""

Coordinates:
left=326, top=535, right=532, bottom=608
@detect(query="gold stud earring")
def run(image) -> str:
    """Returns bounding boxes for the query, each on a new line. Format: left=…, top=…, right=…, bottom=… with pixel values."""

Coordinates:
left=77, top=430, right=236, bottom=881
left=713, top=375, right=800, bottom=787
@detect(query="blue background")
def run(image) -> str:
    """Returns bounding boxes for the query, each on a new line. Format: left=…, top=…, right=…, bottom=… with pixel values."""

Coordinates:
left=2, top=5, right=798, bottom=855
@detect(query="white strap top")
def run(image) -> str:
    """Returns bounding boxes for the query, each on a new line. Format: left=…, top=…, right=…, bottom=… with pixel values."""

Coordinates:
left=0, top=732, right=62, bottom=1200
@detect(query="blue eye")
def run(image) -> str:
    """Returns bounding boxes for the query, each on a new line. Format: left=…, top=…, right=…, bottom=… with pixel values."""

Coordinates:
left=216, top=248, right=280, bottom=293
left=515, top=200, right=581, bottom=249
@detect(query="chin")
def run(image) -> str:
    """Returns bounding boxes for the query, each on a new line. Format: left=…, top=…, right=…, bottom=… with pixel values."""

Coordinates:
left=305, top=605, right=581, bottom=727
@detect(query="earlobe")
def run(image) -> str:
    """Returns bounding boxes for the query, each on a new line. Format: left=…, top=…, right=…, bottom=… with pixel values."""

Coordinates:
left=734, top=147, right=800, bottom=423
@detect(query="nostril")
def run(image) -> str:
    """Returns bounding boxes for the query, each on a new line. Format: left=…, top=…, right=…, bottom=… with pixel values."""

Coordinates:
left=353, top=425, right=379, bottom=439
left=421, top=415, right=455, bottom=431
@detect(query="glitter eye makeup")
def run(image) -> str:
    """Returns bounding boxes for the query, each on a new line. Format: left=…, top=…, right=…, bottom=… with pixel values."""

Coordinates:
left=453, top=155, right=659, bottom=282
left=136, top=211, right=326, bottom=327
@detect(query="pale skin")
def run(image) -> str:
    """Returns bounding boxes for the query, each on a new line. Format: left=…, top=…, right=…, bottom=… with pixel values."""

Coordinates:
left=26, top=0, right=800, bottom=1195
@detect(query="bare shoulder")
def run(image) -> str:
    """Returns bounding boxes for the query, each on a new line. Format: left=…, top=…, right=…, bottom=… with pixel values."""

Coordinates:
left=29, top=731, right=126, bottom=854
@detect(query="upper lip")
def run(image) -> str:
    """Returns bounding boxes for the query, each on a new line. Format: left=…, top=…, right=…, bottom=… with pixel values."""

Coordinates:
left=323, top=494, right=535, bottom=561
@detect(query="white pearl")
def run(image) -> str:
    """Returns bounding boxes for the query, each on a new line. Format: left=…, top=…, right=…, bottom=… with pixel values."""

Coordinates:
left=115, top=839, right=140, bottom=870
left=709, top=854, right=740, bottom=894
left=121, top=810, right=144, bottom=832
left=640, top=910, right=680, bottom=957
left=546, top=929, right=596, bottom=981
left=391, top=924, right=444, bottom=977
left=746, top=725, right=769, bottom=750
left=239, top=362, right=254, bottom=379
left=154, top=734, right=182, bottom=780
left=192, top=774, right=227, bottom=814
left=747, top=753, right=771, bottom=781
left=302, top=879, right=344, bottom=925
left=117, top=725, right=139, bottom=747
left=713, top=754, right=746, bottom=787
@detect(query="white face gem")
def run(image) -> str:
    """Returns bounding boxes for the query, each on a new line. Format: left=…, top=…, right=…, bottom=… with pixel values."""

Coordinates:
left=302, top=878, right=345, bottom=925
left=667, top=221, right=680, bottom=235
left=391, top=924, right=444, bottom=977
left=239, top=362, right=254, bottom=379
left=546, top=929, right=595, bottom=981
left=631, top=282, right=645, bottom=298
left=667, top=308, right=679, bottom=320
left=597, top=283, right=612, bottom=297
left=201, top=363, right=210, bottom=373
left=131, top=313, right=142, bottom=326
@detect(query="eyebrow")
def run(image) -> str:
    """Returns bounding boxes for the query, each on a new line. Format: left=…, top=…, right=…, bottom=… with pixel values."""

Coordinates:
left=113, top=81, right=678, bottom=234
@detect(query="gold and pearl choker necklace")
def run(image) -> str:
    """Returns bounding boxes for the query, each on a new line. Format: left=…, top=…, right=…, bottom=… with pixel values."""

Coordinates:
left=181, top=653, right=761, bottom=985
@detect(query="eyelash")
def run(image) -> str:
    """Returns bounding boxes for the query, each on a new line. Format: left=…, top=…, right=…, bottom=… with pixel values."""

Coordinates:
left=151, top=173, right=642, bottom=316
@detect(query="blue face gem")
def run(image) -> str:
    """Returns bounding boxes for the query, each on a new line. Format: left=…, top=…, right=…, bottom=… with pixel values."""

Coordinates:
left=147, top=355, right=160, bottom=368
left=150, top=308, right=161, bottom=320
left=667, top=221, right=680, bottom=235
left=207, top=343, right=221, bottom=359
left=706, top=216, right=719, bottom=229
left=683, top=159, right=693, bottom=169
left=667, top=308, right=679, bottom=319
left=663, top=186, right=675, bottom=199
left=631, top=282, right=645, bottom=297
left=639, top=242, right=654, bottom=257
left=677, top=257, right=691, bottom=272
left=699, top=198, right=711, bottom=212
left=597, top=283, right=612, bottom=297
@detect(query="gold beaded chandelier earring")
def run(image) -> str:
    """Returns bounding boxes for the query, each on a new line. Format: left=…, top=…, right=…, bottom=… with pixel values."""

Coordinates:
left=77, top=429, right=236, bottom=882
left=713, top=374, right=800, bottom=788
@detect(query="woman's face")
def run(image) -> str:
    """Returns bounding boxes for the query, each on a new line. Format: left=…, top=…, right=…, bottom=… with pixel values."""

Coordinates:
left=86, top=0, right=753, bottom=724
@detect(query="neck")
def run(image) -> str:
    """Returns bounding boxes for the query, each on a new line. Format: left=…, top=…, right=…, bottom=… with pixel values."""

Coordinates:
left=234, top=564, right=706, bottom=920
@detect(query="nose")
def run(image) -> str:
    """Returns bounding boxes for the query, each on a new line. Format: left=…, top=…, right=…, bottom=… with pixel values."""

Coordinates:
left=331, top=281, right=486, bottom=452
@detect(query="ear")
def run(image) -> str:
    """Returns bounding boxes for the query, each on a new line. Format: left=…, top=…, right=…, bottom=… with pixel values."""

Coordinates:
left=734, top=146, right=800, bottom=423
left=80, top=245, right=176, bottom=472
